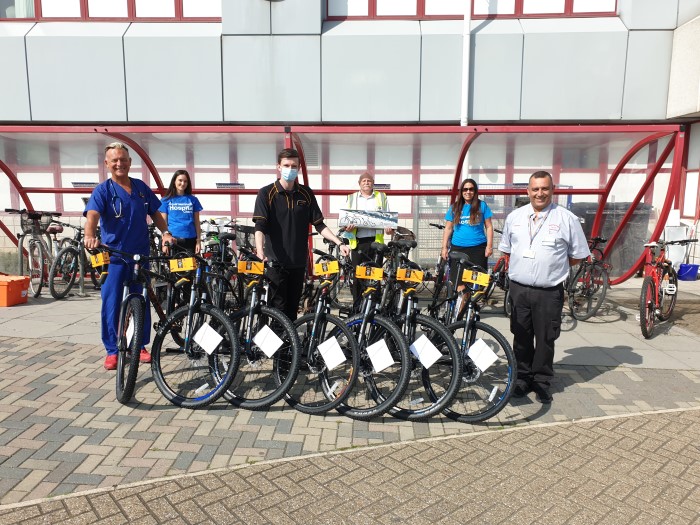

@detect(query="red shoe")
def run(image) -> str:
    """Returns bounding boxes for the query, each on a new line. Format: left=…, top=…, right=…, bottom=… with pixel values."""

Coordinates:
left=104, top=354, right=118, bottom=370
left=139, top=348, right=152, bottom=363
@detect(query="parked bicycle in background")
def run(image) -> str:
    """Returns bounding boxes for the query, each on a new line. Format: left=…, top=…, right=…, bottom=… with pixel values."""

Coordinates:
left=567, top=237, right=611, bottom=321
left=639, top=237, right=698, bottom=338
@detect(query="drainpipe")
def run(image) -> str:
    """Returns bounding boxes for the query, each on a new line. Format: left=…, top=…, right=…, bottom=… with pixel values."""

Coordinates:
left=460, top=1, right=472, bottom=126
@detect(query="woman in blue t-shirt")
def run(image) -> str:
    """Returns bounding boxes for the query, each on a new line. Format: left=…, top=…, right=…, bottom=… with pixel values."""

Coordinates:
left=441, top=178, right=493, bottom=281
left=159, top=170, right=203, bottom=254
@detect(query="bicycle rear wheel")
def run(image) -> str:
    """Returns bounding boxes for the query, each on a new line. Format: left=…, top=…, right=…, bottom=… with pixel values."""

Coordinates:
left=151, top=303, right=240, bottom=409
left=443, top=320, right=516, bottom=423
left=657, top=266, right=678, bottom=321
left=27, top=240, right=44, bottom=297
left=223, top=305, right=301, bottom=410
left=337, top=314, right=410, bottom=421
left=49, top=246, right=79, bottom=299
left=116, top=296, right=144, bottom=404
left=485, top=257, right=505, bottom=301
left=568, top=263, right=608, bottom=321
left=390, top=313, right=462, bottom=421
left=639, top=276, right=656, bottom=339
left=284, top=312, right=360, bottom=415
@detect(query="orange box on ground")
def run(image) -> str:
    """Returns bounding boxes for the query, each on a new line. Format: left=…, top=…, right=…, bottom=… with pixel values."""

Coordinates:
left=0, top=275, right=30, bottom=307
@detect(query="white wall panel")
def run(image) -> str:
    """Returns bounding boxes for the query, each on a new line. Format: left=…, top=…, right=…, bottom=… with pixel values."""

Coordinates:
left=470, top=20, right=523, bottom=121
left=124, top=24, right=223, bottom=122
left=678, top=0, right=700, bottom=25
left=221, top=0, right=269, bottom=35
left=272, top=0, right=322, bottom=35
left=420, top=21, right=462, bottom=121
left=667, top=15, right=700, bottom=118
left=25, top=23, right=128, bottom=121
left=0, top=23, right=32, bottom=121
left=223, top=35, right=321, bottom=122
left=520, top=18, right=627, bottom=120
left=619, top=0, right=679, bottom=30
left=622, top=31, right=673, bottom=119
left=322, top=21, right=421, bottom=122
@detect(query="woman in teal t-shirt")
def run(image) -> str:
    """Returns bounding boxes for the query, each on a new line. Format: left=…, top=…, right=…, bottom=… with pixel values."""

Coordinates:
left=441, top=178, right=493, bottom=280
left=159, top=170, right=203, bottom=254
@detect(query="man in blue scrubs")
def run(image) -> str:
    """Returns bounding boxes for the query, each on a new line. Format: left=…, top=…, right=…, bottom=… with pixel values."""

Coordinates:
left=84, top=142, right=173, bottom=370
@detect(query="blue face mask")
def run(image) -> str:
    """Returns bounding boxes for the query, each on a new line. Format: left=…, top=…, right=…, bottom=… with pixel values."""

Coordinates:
left=281, top=167, right=298, bottom=182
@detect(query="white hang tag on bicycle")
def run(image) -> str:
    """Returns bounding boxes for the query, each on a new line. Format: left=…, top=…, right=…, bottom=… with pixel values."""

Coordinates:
left=318, top=336, right=346, bottom=370
left=367, top=339, right=394, bottom=373
left=193, top=323, right=223, bottom=355
left=253, top=324, right=283, bottom=357
left=409, top=334, right=441, bottom=368
left=468, top=339, right=498, bottom=372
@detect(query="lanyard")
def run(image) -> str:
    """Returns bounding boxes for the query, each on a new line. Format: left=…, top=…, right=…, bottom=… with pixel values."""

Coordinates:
left=528, top=207, right=550, bottom=248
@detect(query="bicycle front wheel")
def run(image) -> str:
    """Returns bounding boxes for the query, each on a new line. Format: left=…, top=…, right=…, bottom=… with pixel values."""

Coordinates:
left=390, top=313, right=462, bottom=421
left=568, top=263, right=608, bottom=321
left=639, top=276, right=656, bottom=339
left=443, top=320, right=516, bottom=423
left=116, top=296, right=144, bottom=404
left=27, top=240, right=44, bottom=297
left=49, top=246, right=79, bottom=299
left=151, top=303, right=240, bottom=409
left=657, top=266, right=678, bottom=321
left=284, top=312, right=360, bottom=415
left=337, top=314, right=410, bottom=421
left=224, top=305, right=301, bottom=410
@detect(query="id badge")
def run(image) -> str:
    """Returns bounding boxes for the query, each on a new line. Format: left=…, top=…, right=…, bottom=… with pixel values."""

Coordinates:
left=524, top=249, right=536, bottom=259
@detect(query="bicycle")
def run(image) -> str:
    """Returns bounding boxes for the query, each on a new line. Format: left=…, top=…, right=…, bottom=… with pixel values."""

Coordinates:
left=216, top=247, right=302, bottom=410
left=567, top=236, right=611, bottom=321
left=441, top=253, right=516, bottom=423
left=483, top=229, right=511, bottom=318
left=336, top=251, right=411, bottom=421
left=149, top=249, right=242, bottom=408
left=374, top=240, right=463, bottom=421
left=284, top=247, right=361, bottom=415
left=48, top=222, right=100, bottom=299
left=5, top=208, right=63, bottom=297
left=639, top=238, right=698, bottom=339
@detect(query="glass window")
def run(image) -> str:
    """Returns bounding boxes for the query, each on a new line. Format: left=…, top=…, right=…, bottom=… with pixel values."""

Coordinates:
left=376, top=0, right=416, bottom=16
left=573, top=0, right=616, bottom=13
left=41, top=0, right=80, bottom=18
left=0, top=0, right=34, bottom=18
left=328, top=0, right=369, bottom=17
left=473, top=0, right=515, bottom=16
left=182, top=0, right=220, bottom=18
left=87, top=0, right=128, bottom=18
left=424, top=0, right=465, bottom=16
left=522, top=0, right=565, bottom=15
left=135, top=0, right=174, bottom=18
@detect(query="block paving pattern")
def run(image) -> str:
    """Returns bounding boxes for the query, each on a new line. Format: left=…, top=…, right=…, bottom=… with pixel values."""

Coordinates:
left=2, top=409, right=700, bottom=523
left=2, top=330, right=700, bottom=515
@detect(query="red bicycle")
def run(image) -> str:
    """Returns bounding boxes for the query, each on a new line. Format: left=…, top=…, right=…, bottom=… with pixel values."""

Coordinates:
left=639, top=238, right=697, bottom=338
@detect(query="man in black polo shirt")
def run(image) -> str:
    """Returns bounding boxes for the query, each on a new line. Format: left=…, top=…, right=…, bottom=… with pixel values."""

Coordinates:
left=253, top=148, right=350, bottom=321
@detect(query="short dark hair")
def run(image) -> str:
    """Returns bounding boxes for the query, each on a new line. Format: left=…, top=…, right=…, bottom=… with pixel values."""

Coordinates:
left=277, top=148, right=300, bottom=164
left=530, top=171, right=553, bottom=184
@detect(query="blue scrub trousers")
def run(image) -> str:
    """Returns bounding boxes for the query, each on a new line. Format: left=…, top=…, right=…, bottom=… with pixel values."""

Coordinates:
left=101, top=260, right=151, bottom=355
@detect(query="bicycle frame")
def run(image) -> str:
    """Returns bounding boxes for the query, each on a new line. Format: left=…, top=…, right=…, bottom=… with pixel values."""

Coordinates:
left=642, top=243, right=670, bottom=309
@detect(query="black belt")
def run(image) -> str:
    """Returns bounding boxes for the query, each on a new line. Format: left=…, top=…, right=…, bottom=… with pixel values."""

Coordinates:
left=511, top=280, right=564, bottom=292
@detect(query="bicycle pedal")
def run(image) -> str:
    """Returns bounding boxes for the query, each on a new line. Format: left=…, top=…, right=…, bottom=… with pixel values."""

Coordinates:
left=664, top=284, right=677, bottom=295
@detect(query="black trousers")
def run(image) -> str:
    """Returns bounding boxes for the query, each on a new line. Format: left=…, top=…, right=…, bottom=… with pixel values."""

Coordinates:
left=509, top=280, right=564, bottom=388
left=351, top=237, right=382, bottom=311
left=449, top=242, right=488, bottom=283
left=266, top=266, right=306, bottom=322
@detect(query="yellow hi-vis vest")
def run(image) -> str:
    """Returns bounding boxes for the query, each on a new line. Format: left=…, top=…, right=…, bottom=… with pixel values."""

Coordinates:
left=345, top=191, right=388, bottom=249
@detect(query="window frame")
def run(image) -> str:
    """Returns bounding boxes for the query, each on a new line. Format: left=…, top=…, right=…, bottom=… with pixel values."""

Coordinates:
left=0, top=0, right=222, bottom=22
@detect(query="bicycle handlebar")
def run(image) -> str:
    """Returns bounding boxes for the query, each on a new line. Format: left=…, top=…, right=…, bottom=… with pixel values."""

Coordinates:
left=428, top=222, right=445, bottom=230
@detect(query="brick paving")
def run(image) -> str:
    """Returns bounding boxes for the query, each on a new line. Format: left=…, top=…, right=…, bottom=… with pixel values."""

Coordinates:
left=0, top=280, right=698, bottom=522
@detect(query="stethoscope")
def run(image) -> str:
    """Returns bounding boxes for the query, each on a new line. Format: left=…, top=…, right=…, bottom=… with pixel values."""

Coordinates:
left=108, top=179, right=124, bottom=219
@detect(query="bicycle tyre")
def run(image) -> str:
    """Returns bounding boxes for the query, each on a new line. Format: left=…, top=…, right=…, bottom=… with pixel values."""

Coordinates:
left=390, top=313, right=462, bottom=421
left=639, top=276, right=656, bottom=339
left=27, top=240, right=44, bottom=297
left=503, top=284, right=512, bottom=318
left=223, top=305, right=301, bottom=410
left=568, top=263, right=609, bottom=321
left=337, top=314, right=410, bottom=421
left=151, top=303, right=241, bottom=409
left=49, top=246, right=79, bottom=299
left=116, top=296, right=144, bottom=404
left=443, top=320, right=516, bottom=423
left=656, top=266, right=678, bottom=321
left=284, top=312, right=360, bottom=415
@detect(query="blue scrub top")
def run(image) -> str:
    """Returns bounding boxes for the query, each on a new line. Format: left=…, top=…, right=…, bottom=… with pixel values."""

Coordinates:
left=84, top=177, right=161, bottom=256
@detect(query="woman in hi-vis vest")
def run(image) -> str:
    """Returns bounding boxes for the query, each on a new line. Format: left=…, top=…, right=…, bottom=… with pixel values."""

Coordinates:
left=344, top=172, right=393, bottom=312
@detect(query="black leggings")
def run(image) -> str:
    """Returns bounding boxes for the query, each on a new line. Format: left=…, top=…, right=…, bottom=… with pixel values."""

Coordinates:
left=449, top=243, right=488, bottom=284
